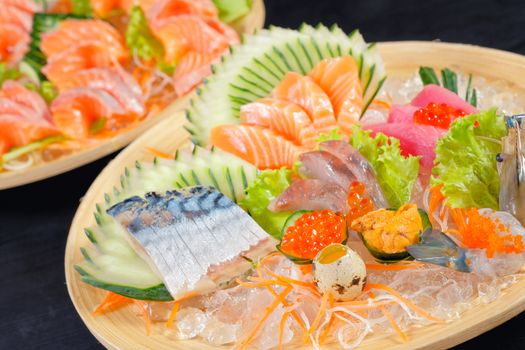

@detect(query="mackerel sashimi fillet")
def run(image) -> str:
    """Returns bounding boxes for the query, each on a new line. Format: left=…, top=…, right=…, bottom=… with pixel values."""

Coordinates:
left=107, top=186, right=276, bottom=299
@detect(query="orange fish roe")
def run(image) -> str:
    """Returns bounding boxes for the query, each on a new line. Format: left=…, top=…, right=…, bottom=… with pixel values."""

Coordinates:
left=346, top=181, right=375, bottom=225
left=280, top=210, right=345, bottom=260
left=413, top=102, right=466, bottom=129
left=452, top=208, right=524, bottom=258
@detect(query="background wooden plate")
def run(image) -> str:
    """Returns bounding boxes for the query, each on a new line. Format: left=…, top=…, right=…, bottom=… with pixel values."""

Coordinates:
left=0, top=0, right=265, bottom=190
left=65, top=42, right=525, bottom=349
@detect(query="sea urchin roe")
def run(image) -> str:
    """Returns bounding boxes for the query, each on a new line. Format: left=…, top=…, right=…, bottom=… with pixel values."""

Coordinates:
left=280, top=210, right=345, bottom=260
left=413, top=102, right=466, bottom=129
left=453, top=208, right=524, bottom=258
left=346, top=181, right=375, bottom=224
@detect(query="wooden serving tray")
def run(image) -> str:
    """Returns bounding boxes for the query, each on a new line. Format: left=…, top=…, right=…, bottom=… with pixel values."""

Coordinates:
left=0, top=0, right=265, bottom=190
left=65, top=42, right=525, bottom=349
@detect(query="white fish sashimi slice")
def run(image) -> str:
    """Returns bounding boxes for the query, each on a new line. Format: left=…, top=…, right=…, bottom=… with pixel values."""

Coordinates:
left=107, top=186, right=276, bottom=299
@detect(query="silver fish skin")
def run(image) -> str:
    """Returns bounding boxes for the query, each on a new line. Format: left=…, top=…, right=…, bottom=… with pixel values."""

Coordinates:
left=298, top=150, right=357, bottom=189
left=268, top=179, right=349, bottom=213
left=499, top=116, right=525, bottom=225
left=319, top=140, right=389, bottom=208
left=107, top=186, right=276, bottom=299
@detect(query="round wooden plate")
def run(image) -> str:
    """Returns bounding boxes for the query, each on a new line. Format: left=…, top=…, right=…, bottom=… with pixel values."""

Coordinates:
left=0, top=0, right=265, bottom=190
left=66, top=42, right=525, bottom=349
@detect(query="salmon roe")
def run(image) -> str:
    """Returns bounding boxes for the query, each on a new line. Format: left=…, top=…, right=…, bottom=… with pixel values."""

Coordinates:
left=413, top=102, right=466, bottom=129
left=280, top=210, right=345, bottom=260
left=346, top=181, right=375, bottom=225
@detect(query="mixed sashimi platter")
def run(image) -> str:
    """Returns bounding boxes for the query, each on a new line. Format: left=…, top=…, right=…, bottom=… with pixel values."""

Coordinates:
left=68, top=25, right=525, bottom=349
left=0, top=0, right=261, bottom=179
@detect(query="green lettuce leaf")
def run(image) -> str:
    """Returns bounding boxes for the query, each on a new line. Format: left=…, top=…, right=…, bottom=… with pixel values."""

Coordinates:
left=126, top=5, right=164, bottom=61
left=240, top=168, right=293, bottom=239
left=316, top=127, right=343, bottom=143
left=350, top=125, right=420, bottom=208
left=212, top=0, right=252, bottom=23
left=0, top=63, right=21, bottom=87
left=431, top=108, right=506, bottom=209
left=71, top=0, right=93, bottom=16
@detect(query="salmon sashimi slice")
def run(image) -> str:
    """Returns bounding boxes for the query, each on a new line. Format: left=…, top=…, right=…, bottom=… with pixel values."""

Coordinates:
left=151, top=15, right=233, bottom=63
left=2, top=0, right=40, bottom=13
left=272, top=72, right=337, bottom=134
left=89, top=0, right=119, bottom=17
left=0, top=4, right=33, bottom=32
left=172, top=50, right=218, bottom=96
left=147, top=0, right=218, bottom=24
left=0, top=114, right=59, bottom=156
left=0, top=81, right=52, bottom=122
left=240, top=98, right=319, bottom=147
left=51, top=87, right=126, bottom=138
left=42, top=44, right=115, bottom=85
left=41, top=19, right=128, bottom=62
left=54, top=68, right=145, bottom=116
left=0, top=23, right=29, bottom=64
left=309, top=56, right=363, bottom=133
left=210, top=125, right=304, bottom=169
left=202, top=17, right=240, bottom=45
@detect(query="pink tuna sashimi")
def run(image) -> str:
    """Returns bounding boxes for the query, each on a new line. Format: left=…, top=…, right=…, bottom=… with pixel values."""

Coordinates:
left=387, top=84, right=478, bottom=125
left=411, top=84, right=478, bottom=113
left=364, top=123, right=447, bottom=168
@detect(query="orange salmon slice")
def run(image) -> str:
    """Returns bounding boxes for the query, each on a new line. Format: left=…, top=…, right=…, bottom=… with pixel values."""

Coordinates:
left=172, top=51, right=219, bottom=96
left=41, top=19, right=128, bottom=62
left=0, top=23, right=29, bottom=64
left=309, top=56, right=363, bottom=134
left=240, top=98, right=320, bottom=148
left=51, top=87, right=126, bottom=139
left=210, top=124, right=304, bottom=169
left=272, top=72, right=337, bottom=134
left=147, top=0, right=218, bottom=24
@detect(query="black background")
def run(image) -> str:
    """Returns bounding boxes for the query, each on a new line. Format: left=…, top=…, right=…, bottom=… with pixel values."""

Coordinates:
left=1, top=0, right=525, bottom=349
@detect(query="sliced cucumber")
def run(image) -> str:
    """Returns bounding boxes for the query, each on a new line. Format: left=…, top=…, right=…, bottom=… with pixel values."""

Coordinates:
left=22, top=13, right=90, bottom=80
left=185, top=24, right=386, bottom=146
left=76, top=146, right=259, bottom=301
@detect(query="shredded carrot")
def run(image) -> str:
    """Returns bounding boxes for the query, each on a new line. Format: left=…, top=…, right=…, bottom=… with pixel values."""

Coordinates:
left=146, top=146, right=172, bottom=159
left=365, top=262, right=424, bottom=271
left=365, top=283, right=445, bottom=323
left=166, top=301, right=180, bottom=329
left=264, top=285, right=308, bottom=333
left=238, top=286, right=293, bottom=350
left=278, top=311, right=289, bottom=350
left=369, top=291, right=408, bottom=342
left=307, top=291, right=330, bottom=335
left=428, top=185, right=445, bottom=225
left=370, top=98, right=392, bottom=110
left=134, top=300, right=153, bottom=335
left=93, top=292, right=133, bottom=315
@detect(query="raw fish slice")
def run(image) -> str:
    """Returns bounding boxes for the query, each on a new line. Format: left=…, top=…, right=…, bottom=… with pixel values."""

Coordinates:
left=0, top=114, right=59, bottom=155
left=152, top=15, right=233, bottom=63
left=319, top=140, right=388, bottom=208
left=51, top=87, right=126, bottom=138
left=55, top=68, right=145, bottom=116
left=411, top=84, right=478, bottom=114
left=0, top=81, right=52, bottom=122
left=0, top=98, right=34, bottom=120
left=42, top=44, right=115, bottom=85
left=172, top=51, right=218, bottom=97
left=364, top=122, right=447, bottom=168
left=3, top=0, right=40, bottom=13
left=147, top=0, right=218, bottom=24
left=0, top=4, right=33, bottom=31
left=211, top=125, right=304, bottom=169
left=0, top=23, right=30, bottom=64
left=272, top=72, right=337, bottom=134
left=387, top=105, right=419, bottom=124
left=309, top=56, right=363, bottom=133
left=298, top=150, right=356, bottom=190
left=107, top=187, right=276, bottom=299
left=240, top=98, right=319, bottom=147
left=41, top=19, right=127, bottom=62
left=120, top=0, right=158, bottom=13
left=269, top=179, right=348, bottom=213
